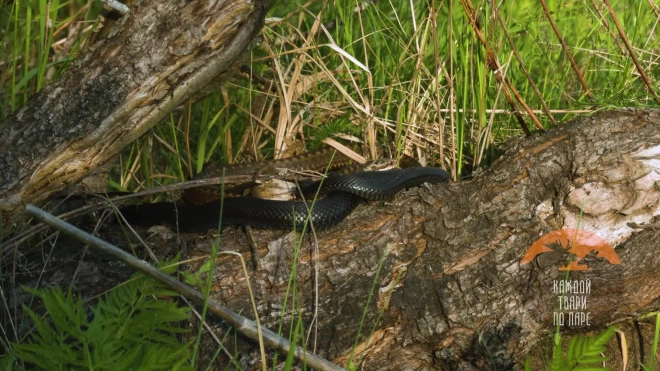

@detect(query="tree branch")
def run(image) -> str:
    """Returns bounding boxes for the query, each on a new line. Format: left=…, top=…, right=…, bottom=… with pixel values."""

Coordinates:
left=0, top=0, right=270, bottom=228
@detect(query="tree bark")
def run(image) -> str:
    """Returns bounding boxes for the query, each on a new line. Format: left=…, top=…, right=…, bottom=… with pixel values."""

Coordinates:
left=174, top=110, right=659, bottom=369
left=0, top=0, right=269, bottom=228
left=5, top=110, right=659, bottom=368
left=2, top=1, right=656, bottom=368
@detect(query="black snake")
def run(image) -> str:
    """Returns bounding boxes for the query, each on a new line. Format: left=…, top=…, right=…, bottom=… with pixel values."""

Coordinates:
left=119, top=151, right=450, bottom=232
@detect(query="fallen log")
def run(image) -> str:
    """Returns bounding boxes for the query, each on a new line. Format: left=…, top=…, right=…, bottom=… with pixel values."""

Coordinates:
left=177, top=109, right=659, bottom=369
left=5, top=110, right=659, bottom=369
left=0, top=0, right=269, bottom=229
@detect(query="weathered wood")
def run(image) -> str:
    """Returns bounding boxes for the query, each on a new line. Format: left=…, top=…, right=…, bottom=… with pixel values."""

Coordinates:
left=175, top=110, right=659, bottom=369
left=1, top=1, right=655, bottom=368
left=5, top=110, right=659, bottom=369
left=0, top=0, right=269, bottom=228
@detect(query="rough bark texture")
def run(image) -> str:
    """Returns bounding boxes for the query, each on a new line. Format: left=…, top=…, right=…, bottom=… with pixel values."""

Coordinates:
left=0, top=0, right=269, bottom=227
left=171, top=109, right=657, bottom=369
left=5, top=110, right=660, bottom=369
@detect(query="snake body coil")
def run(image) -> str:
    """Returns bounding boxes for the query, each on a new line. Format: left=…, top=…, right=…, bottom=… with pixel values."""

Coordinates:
left=120, top=167, right=450, bottom=232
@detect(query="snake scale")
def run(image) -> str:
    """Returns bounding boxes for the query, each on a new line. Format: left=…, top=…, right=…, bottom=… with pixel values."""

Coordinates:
left=120, top=148, right=450, bottom=231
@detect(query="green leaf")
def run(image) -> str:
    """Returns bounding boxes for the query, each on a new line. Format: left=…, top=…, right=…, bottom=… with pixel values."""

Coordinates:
left=590, top=327, right=617, bottom=348
left=551, top=333, right=566, bottom=371
left=576, top=355, right=607, bottom=364
left=0, top=356, right=15, bottom=371
left=14, top=58, right=70, bottom=91
left=11, top=265, right=193, bottom=370
left=567, top=335, right=579, bottom=363
left=284, top=317, right=301, bottom=370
